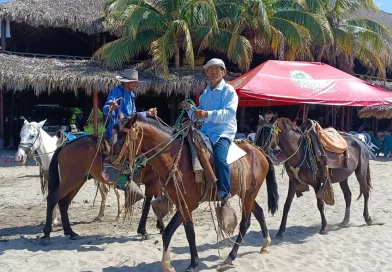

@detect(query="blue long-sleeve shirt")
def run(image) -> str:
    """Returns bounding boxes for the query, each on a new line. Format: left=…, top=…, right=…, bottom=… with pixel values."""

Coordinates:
left=103, top=84, right=146, bottom=139
left=188, top=79, right=238, bottom=145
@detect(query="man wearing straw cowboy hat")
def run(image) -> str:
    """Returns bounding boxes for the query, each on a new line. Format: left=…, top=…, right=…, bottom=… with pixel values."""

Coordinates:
left=182, top=58, right=238, bottom=202
left=103, top=69, right=157, bottom=140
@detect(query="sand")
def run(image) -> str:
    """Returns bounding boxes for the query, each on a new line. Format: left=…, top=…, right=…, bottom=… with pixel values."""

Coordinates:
left=0, top=148, right=391, bottom=272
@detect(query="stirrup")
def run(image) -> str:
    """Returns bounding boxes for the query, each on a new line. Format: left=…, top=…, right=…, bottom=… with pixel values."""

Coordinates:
left=199, top=182, right=215, bottom=203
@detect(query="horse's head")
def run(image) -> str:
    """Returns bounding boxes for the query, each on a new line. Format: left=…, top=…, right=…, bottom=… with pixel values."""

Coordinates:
left=15, top=119, right=46, bottom=164
left=254, top=113, right=277, bottom=151
left=267, top=117, right=304, bottom=161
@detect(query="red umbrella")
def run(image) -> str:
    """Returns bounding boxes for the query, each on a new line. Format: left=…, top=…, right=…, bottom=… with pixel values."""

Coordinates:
left=230, top=60, right=392, bottom=107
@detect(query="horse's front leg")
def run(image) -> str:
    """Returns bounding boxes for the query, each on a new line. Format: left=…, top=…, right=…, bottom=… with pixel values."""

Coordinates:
left=184, top=220, right=199, bottom=272
left=276, top=178, right=298, bottom=238
left=161, top=211, right=184, bottom=272
left=137, top=194, right=153, bottom=239
left=314, top=185, right=327, bottom=234
left=113, top=187, right=122, bottom=220
left=93, top=181, right=109, bottom=222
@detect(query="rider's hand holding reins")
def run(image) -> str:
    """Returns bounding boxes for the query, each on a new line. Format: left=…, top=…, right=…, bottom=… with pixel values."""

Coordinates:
left=146, top=108, right=157, bottom=117
left=109, top=101, right=120, bottom=112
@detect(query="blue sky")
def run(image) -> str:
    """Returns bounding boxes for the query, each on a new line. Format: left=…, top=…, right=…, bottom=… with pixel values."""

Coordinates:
left=0, top=0, right=391, bottom=12
left=374, top=0, right=392, bottom=13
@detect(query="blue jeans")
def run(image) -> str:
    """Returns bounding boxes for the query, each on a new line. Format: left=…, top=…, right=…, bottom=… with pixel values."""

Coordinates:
left=213, top=138, right=231, bottom=200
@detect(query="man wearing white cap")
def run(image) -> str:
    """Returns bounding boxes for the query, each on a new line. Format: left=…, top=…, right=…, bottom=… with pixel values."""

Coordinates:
left=182, top=58, right=238, bottom=202
left=103, top=69, right=157, bottom=140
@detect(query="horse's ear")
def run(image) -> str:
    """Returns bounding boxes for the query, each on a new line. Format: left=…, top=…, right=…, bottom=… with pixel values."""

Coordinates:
left=270, top=113, right=278, bottom=123
left=23, top=119, right=29, bottom=126
left=38, top=119, right=47, bottom=128
left=258, top=115, right=264, bottom=124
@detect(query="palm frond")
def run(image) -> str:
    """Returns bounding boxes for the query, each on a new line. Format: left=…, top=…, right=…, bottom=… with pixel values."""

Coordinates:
left=270, top=17, right=311, bottom=54
left=94, top=29, right=158, bottom=68
left=355, top=42, right=386, bottom=79
left=274, top=10, right=332, bottom=44
left=150, top=29, right=175, bottom=75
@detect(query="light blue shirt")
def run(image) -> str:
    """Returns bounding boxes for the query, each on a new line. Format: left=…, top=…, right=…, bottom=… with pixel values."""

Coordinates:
left=188, top=79, right=238, bottom=145
left=103, top=84, right=146, bottom=139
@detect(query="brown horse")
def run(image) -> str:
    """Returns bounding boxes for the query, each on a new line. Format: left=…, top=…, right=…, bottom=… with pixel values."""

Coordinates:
left=41, top=135, right=164, bottom=240
left=255, top=117, right=373, bottom=237
left=102, top=114, right=279, bottom=272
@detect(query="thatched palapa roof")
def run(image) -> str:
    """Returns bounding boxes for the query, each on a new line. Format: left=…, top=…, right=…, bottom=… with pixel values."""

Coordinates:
left=0, top=53, right=216, bottom=96
left=358, top=105, right=392, bottom=119
left=0, top=0, right=109, bottom=35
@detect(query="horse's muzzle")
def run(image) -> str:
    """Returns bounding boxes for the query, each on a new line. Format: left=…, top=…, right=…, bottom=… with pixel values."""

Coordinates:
left=14, top=151, right=26, bottom=164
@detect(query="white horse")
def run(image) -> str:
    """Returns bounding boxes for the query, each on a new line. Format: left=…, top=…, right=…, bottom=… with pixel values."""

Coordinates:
left=14, top=119, right=122, bottom=225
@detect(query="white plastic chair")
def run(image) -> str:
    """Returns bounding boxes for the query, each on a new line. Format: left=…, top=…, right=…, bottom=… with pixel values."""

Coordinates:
left=247, top=132, right=256, bottom=142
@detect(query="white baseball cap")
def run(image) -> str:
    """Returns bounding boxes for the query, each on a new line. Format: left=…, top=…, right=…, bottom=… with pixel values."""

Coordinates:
left=203, top=58, right=226, bottom=70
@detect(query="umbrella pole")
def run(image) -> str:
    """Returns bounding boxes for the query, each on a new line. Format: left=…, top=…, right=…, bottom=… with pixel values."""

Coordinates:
left=340, top=107, right=345, bottom=131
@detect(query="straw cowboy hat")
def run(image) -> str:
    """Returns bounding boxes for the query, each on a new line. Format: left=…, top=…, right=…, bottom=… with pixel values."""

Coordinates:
left=116, top=69, right=139, bottom=82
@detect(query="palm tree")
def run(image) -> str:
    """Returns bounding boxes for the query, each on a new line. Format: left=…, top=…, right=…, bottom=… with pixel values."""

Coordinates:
left=194, top=0, right=331, bottom=71
left=294, top=0, right=392, bottom=78
left=95, top=0, right=218, bottom=75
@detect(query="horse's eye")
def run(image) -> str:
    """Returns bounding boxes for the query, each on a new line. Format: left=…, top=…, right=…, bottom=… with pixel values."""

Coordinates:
left=30, top=135, right=35, bottom=139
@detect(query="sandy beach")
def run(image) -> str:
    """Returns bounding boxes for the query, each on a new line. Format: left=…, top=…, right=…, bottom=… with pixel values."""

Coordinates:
left=0, top=148, right=391, bottom=272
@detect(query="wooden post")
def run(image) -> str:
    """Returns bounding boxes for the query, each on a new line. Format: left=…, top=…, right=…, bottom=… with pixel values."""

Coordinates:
left=8, top=91, right=14, bottom=147
left=239, top=107, right=245, bottom=132
left=340, top=107, right=345, bottom=132
left=93, top=89, right=98, bottom=135
left=324, top=106, right=330, bottom=127
left=1, top=20, right=5, bottom=51
left=0, top=20, right=6, bottom=149
left=346, top=107, right=352, bottom=132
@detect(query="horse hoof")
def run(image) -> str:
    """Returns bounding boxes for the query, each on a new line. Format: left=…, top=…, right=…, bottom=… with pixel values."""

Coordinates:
left=319, top=229, right=328, bottom=235
left=69, top=234, right=82, bottom=240
left=259, top=248, right=270, bottom=254
left=275, top=233, right=284, bottom=239
left=93, top=217, right=103, bottom=223
left=365, top=216, right=373, bottom=226
left=163, top=267, right=175, bottom=272
left=185, top=265, right=198, bottom=272
left=217, top=262, right=236, bottom=271
left=339, top=221, right=350, bottom=228
left=141, top=234, right=150, bottom=241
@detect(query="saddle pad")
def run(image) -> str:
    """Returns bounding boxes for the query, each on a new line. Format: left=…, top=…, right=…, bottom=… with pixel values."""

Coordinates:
left=198, top=133, right=247, bottom=165
left=315, top=122, right=348, bottom=153
left=64, top=131, right=88, bottom=142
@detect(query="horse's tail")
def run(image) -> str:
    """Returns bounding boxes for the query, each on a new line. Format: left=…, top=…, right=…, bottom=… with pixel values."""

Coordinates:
left=357, top=163, right=372, bottom=200
left=48, top=146, right=64, bottom=196
left=265, top=155, right=279, bottom=215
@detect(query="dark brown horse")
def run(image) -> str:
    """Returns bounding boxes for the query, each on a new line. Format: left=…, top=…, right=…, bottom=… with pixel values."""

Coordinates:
left=102, top=114, right=279, bottom=272
left=41, top=135, right=164, bottom=240
left=255, top=116, right=374, bottom=237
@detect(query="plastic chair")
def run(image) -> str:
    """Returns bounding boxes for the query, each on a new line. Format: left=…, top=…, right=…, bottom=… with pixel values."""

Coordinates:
left=383, top=135, right=392, bottom=157
left=235, top=133, right=246, bottom=139
left=247, top=132, right=256, bottom=142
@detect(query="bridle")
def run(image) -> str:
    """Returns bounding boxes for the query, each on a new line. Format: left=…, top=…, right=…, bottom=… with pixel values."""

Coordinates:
left=18, top=126, right=42, bottom=155
left=255, top=122, right=274, bottom=151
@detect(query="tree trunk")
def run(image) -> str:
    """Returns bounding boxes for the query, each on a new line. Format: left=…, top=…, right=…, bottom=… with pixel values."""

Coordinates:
left=174, top=41, right=180, bottom=69
left=316, top=45, right=325, bottom=62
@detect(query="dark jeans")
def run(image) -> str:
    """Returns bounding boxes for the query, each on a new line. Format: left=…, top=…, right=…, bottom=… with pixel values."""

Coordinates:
left=213, top=138, right=231, bottom=200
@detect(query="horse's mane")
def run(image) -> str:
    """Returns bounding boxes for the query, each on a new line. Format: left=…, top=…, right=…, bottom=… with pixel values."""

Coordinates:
left=138, top=114, right=174, bottom=136
left=278, top=118, right=302, bottom=134
left=115, top=113, right=174, bottom=136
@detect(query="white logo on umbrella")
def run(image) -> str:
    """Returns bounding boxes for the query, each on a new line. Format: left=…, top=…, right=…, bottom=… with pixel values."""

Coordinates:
left=290, top=70, right=335, bottom=94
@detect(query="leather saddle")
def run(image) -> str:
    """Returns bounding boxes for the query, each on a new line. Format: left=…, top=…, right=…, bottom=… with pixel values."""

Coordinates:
left=301, top=120, right=349, bottom=169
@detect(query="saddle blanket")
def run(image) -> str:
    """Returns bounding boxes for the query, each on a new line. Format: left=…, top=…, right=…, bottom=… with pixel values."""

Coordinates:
left=63, top=131, right=88, bottom=142
left=198, top=133, right=247, bottom=165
